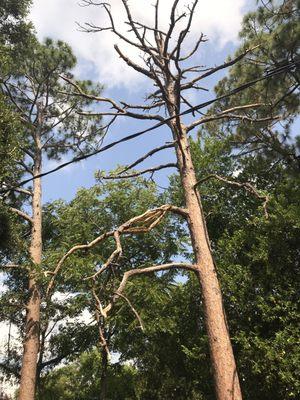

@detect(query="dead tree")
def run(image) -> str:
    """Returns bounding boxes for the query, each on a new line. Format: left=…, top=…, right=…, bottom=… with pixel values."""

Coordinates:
left=55, top=1, right=281, bottom=398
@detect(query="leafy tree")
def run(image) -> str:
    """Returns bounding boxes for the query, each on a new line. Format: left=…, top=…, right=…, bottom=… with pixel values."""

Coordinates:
left=0, top=97, right=23, bottom=251
left=210, top=0, right=299, bottom=170
left=1, top=175, right=184, bottom=399
left=38, top=349, right=138, bottom=400
left=39, top=175, right=184, bottom=399
left=0, top=0, right=33, bottom=251
left=103, top=134, right=299, bottom=400
left=189, top=133, right=300, bottom=399
left=0, top=37, right=102, bottom=400
left=0, top=0, right=32, bottom=49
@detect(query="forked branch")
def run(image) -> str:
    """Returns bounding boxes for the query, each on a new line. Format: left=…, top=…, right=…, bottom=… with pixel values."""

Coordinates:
left=46, top=204, right=188, bottom=296
left=195, top=174, right=270, bottom=218
left=102, top=142, right=176, bottom=178
left=186, top=103, right=275, bottom=132
left=102, top=163, right=178, bottom=180
left=8, top=207, right=33, bottom=224
left=103, top=262, right=197, bottom=316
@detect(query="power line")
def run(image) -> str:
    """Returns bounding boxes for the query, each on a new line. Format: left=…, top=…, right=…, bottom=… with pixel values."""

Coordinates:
left=1, top=59, right=298, bottom=195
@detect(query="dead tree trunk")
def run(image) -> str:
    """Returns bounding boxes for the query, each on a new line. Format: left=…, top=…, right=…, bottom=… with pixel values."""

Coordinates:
left=161, top=69, right=241, bottom=396
left=19, top=136, right=42, bottom=400
left=176, top=125, right=241, bottom=399
left=66, top=1, right=275, bottom=397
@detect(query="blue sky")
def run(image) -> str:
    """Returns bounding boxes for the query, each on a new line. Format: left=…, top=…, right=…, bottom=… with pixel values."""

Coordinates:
left=28, top=0, right=257, bottom=203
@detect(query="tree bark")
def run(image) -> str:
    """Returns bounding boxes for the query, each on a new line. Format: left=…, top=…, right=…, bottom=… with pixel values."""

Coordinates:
left=99, top=347, right=108, bottom=400
left=163, top=77, right=241, bottom=399
left=19, top=140, right=42, bottom=400
left=175, top=126, right=242, bottom=399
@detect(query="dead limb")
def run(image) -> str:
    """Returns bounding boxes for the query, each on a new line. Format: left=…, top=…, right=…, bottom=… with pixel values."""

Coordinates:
left=115, top=292, right=144, bottom=331
left=8, top=207, right=33, bottom=224
left=102, top=163, right=178, bottom=180
left=92, top=262, right=196, bottom=336
left=46, top=204, right=188, bottom=296
left=102, top=142, right=175, bottom=178
left=93, top=289, right=111, bottom=360
left=195, top=174, right=270, bottom=218
left=186, top=103, right=274, bottom=132
left=103, top=262, right=197, bottom=316
left=0, top=264, right=23, bottom=270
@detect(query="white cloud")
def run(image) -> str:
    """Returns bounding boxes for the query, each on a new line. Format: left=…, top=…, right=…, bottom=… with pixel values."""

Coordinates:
left=30, top=0, right=246, bottom=89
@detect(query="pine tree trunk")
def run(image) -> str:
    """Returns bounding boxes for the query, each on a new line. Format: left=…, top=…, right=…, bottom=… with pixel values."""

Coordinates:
left=175, top=127, right=242, bottom=400
left=19, top=145, right=42, bottom=400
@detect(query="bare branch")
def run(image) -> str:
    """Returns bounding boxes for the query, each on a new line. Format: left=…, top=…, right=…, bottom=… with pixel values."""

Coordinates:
left=3, top=61, right=296, bottom=195
left=170, top=0, right=199, bottom=60
left=62, top=74, right=164, bottom=122
left=186, top=103, right=274, bottom=131
left=92, top=287, right=108, bottom=319
left=163, top=0, right=181, bottom=56
left=126, top=20, right=167, bottom=37
left=103, top=142, right=175, bottom=177
left=119, top=100, right=164, bottom=110
left=79, top=2, right=159, bottom=54
left=0, top=264, right=22, bottom=270
left=103, top=262, right=197, bottom=315
left=181, top=46, right=259, bottom=91
left=115, top=292, right=144, bottom=331
left=8, top=207, right=33, bottom=224
left=92, top=289, right=111, bottom=359
left=78, top=109, right=164, bottom=122
left=102, top=163, right=178, bottom=180
left=154, top=0, right=160, bottom=50
left=195, top=174, right=270, bottom=218
left=114, top=44, right=155, bottom=80
left=87, top=230, right=122, bottom=281
left=179, top=33, right=207, bottom=61
left=46, top=204, right=188, bottom=296
left=59, top=75, right=120, bottom=108
left=11, top=188, right=33, bottom=197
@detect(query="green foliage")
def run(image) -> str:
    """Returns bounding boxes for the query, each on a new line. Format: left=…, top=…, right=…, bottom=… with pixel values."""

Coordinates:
left=129, top=132, right=299, bottom=399
left=1, top=2, right=299, bottom=399
left=0, top=95, right=23, bottom=185
left=38, top=349, right=137, bottom=400
left=3, top=37, right=103, bottom=162
left=210, top=0, right=300, bottom=171
left=0, top=0, right=31, bottom=251
left=0, top=0, right=34, bottom=75
left=0, top=0, right=33, bottom=47
left=1, top=174, right=186, bottom=389
left=112, top=277, right=213, bottom=400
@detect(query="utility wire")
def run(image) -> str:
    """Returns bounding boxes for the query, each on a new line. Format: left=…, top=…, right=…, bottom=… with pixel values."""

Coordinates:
left=1, top=59, right=298, bottom=195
